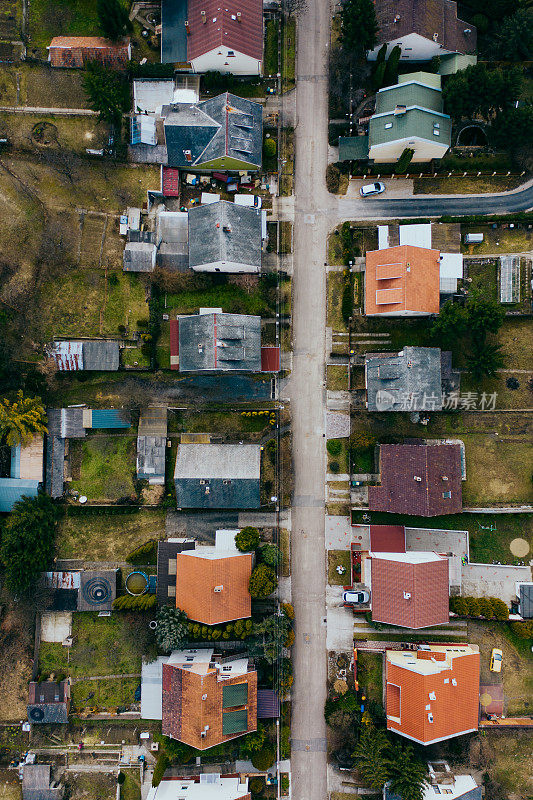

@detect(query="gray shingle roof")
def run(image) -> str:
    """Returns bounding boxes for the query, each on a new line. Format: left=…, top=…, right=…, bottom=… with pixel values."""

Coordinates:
left=174, top=443, right=261, bottom=509
left=178, top=313, right=262, bottom=372
left=156, top=539, right=196, bottom=606
left=137, top=407, right=168, bottom=482
left=82, top=341, right=120, bottom=371
left=45, top=435, right=65, bottom=498
left=123, top=241, right=156, bottom=272
left=22, top=765, right=64, bottom=800
left=188, top=201, right=262, bottom=271
left=163, top=92, right=262, bottom=168
left=46, top=408, right=85, bottom=438
left=365, top=347, right=443, bottom=411
left=156, top=211, right=189, bottom=271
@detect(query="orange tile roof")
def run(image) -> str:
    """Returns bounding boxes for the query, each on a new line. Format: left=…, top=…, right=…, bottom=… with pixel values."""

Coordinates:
left=49, top=36, right=127, bottom=48
left=371, top=554, right=449, bottom=629
left=365, top=245, right=440, bottom=316
left=48, top=37, right=130, bottom=68
left=162, top=664, right=257, bottom=749
left=175, top=551, right=252, bottom=625
left=386, top=646, right=480, bottom=744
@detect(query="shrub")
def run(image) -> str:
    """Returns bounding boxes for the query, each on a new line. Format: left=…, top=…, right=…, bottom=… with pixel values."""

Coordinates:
left=326, top=439, right=342, bottom=456
left=281, top=774, right=290, bottom=795
left=477, top=597, right=495, bottom=619
left=251, top=745, right=276, bottom=771
left=249, top=564, right=278, bottom=599
left=488, top=597, right=509, bottom=620
left=263, top=137, right=277, bottom=157
left=249, top=777, right=264, bottom=795
left=279, top=657, right=293, bottom=691
left=329, top=461, right=340, bottom=473
left=326, top=164, right=340, bottom=193
left=152, top=753, right=169, bottom=786
left=395, top=147, right=415, bottom=174
left=235, top=527, right=260, bottom=552
left=117, top=772, right=125, bottom=785
left=259, top=543, right=281, bottom=568
left=126, top=540, right=157, bottom=565
left=464, top=596, right=481, bottom=616
left=284, top=630, right=295, bottom=647
left=341, top=273, right=354, bottom=324
left=112, top=593, right=156, bottom=610
left=450, top=596, right=468, bottom=616
left=511, top=620, right=533, bottom=639
left=281, top=602, right=294, bottom=619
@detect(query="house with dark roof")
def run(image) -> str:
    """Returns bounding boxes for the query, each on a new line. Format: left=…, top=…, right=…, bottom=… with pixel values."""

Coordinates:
left=517, top=583, right=533, bottom=619
left=140, top=648, right=257, bottom=749
left=188, top=201, right=263, bottom=273
left=339, top=73, right=451, bottom=164
left=0, top=436, right=43, bottom=512
left=137, top=407, right=167, bottom=485
left=368, top=0, right=477, bottom=62
left=365, top=347, right=450, bottom=411
left=370, top=552, right=449, bottom=629
left=173, top=529, right=252, bottom=624
left=177, top=312, right=261, bottom=372
left=369, top=443, right=463, bottom=516
left=174, top=442, right=261, bottom=509
left=47, top=37, right=130, bottom=68
left=385, top=644, right=479, bottom=745
left=48, top=340, right=120, bottom=371
left=22, top=764, right=64, bottom=800
left=27, top=680, right=70, bottom=724
left=161, top=0, right=263, bottom=74
left=384, top=761, right=482, bottom=800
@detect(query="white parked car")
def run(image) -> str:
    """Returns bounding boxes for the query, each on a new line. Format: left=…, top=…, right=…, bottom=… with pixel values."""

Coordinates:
left=360, top=182, right=385, bottom=197
left=343, top=590, right=370, bottom=604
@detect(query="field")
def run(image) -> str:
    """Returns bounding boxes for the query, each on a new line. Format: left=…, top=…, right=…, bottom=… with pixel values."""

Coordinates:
left=0, top=64, right=91, bottom=108
left=469, top=620, right=533, bottom=717
left=70, top=434, right=137, bottom=501
left=161, top=273, right=282, bottom=317
left=56, top=508, right=166, bottom=561
left=65, top=773, right=117, bottom=800
left=38, top=612, right=156, bottom=711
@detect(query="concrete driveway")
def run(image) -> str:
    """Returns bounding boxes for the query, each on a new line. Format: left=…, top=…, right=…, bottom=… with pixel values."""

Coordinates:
left=461, top=563, right=532, bottom=604
left=326, top=585, right=355, bottom=652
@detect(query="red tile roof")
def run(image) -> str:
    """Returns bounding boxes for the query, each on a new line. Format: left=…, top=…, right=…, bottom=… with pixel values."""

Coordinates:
left=369, top=443, right=463, bottom=516
left=369, top=525, right=406, bottom=553
left=371, top=553, right=449, bottom=628
left=175, top=551, right=252, bottom=625
left=48, top=37, right=130, bottom=68
left=186, top=0, right=263, bottom=62
left=386, top=645, right=480, bottom=744
left=365, top=245, right=440, bottom=316
left=260, top=346, right=280, bottom=373
left=162, top=167, right=181, bottom=197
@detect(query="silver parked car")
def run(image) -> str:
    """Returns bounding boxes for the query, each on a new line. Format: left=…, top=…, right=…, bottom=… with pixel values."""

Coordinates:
left=360, top=181, right=385, bottom=197
left=343, top=590, right=370, bottom=604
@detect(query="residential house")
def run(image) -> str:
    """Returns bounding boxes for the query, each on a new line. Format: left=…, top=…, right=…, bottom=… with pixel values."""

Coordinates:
left=147, top=774, right=251, bottom=800
left=47, top=36, right=130, bottom=68
left=0, top=435, right=43, bottom=512
left=27, top=680, right=70, bottom=724
left=161, top=0, right=263, bottom=74
left=384, top=761, right=482, bottom=800
left=339, top=73, right=451, bottom=163
left=137, top=407, right=168, bottom=485
left=173, top=529, right=252, bottom=624
left=517, top=583, right=533, bottom=619
left=368, top=0, right=477, bottom=62
left=385, top=644, right=480, bottom=744
left=365, top=347, right=447, bottom=411
left=369, top=552, right=449, bottom=629
left=177, top=311, right=261, bottom=372
left=130, top=92, right=262, bottom=172
left=141, top=648, right=257, bottom=749
left=156, top=539, right=196, bottom=606
left=22, top=765, right=64, bottom=800
left=123, top=241, right=157, bottom=273
left=188, top=201, right=263, bottom=273
left=369, top=443, right=463, bottom=516
left=45, top=407, right=130, bottom=499
left=174, top=442, right=261, bottom=509
left=364, top=245, right=441, bottom=317
left=47, top=340, right=120, bottom=371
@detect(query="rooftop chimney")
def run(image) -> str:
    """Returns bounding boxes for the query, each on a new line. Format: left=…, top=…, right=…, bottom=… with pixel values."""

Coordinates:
left=237, top=11, right=242, bottom=21
left=414, top=476, right=422, bottom=482
left=201, top=9, right=207, bottom=22
left=184, top=20, right=190, bottom=33
left=223, top=225, right=232, bottom=233
left=214, top=585, right=224, bottom=592
left=394, top=104, right=407, bottom=115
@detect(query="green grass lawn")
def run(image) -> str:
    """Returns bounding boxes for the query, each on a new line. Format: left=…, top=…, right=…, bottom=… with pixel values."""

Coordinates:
left=352, top=509, right=533, bottom=565
left=328, top=438, right=349, bottom=475
left=264, top=19, right=279, bottom=76
left=462, top=224, right=533, bottom=256
left=28, top=0, right=99, bottom=54
left=56, top=508, right=166, bottom=560
left=327, top=271, right=349, bottom=333
left=165, top=283, right=272, bottom=316
left=356, top=651, right=383, bottom=705
left=122, top=345, right=151, bottom=369
left=327, top=365, right=349, bottom=391
left=70, top=434, right=136, bottom=501
left=39, top=613, right=156, bottom=711
left=281, top=16, right=295, bottom=93
left=327, top=550, right=350, bottom=585
left=121, top=770, right=142, bottom=800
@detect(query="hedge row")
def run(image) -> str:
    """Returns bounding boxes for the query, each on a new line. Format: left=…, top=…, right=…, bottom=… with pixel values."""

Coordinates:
left=187, top=618, right=253, bottom=641
left=450, top=595, right=509, bottom=620
left=113, top=593, right=156, bottom=610
left=126, top=540, right=158, bottom=565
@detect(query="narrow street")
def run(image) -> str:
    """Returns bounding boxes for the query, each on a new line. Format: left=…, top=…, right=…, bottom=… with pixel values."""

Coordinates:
left=288, top=0, right=331, bottom=797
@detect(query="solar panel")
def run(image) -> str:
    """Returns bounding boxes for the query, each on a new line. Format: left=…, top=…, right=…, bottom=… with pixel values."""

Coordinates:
left=230, top=136, right=253, bottom=153
left=500, top=256, right=520, bottom=303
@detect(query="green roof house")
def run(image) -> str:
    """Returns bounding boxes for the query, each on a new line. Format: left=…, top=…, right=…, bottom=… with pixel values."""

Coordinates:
left=339, top=72, right=451, bottom=164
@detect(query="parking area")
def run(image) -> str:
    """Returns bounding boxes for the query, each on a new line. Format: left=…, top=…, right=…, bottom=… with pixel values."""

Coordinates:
left=462, top=564, right=532, bottom=605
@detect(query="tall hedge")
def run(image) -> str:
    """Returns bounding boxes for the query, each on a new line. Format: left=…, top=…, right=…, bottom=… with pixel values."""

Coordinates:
left=152, top=753, right=169, bottom=786
left=395, top=147, right=415, bottom=175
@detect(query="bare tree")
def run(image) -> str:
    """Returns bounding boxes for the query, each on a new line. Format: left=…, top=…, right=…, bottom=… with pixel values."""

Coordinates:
left=285, top=0, right=307, bottom=16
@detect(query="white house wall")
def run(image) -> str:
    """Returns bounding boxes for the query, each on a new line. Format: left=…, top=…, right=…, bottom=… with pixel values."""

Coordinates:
left=369, top=136, right=449, bottom=163
left=191, top=259, right=261, bottom=273
left=368, top=33, right=455, bottom=61
left=191, top=47, right=262, bottom=75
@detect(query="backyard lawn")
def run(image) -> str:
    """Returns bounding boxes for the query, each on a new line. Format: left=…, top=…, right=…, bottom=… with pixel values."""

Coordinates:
left=480, top=731, right=533, bottom=800
left=38, top=613, right=156, bottom=712
left=462, top=224, right=533, bottom=256
left=327, top=365, right=349, bottom=391
left=70, top=434, right=137, bottom=501
left=281, top=17, right=295, bottom=93
left=162, top=274, right=283, bottom=317
left=56, top=508, right=166, bottom=560
left=327, top=550, right=350, bottom=585
left=356, top=651, right=383, bottom=705
left=327, top=271, right=349, bottom=333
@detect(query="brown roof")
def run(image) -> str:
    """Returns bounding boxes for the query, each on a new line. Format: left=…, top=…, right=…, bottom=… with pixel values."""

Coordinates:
left=374, top=0, right=477, bottom=55
left=48, top=37, right=130, bottom=68
left=175, top=551, right=252, bottom=625
left=365, top=246, right=440, bottom=316
left=371, top=553, right=449, bottom=628
left=386, top=645, right=480, bottom=744
left=187, top=0, right=263, bottom=62
left=369, top=525, right=406, bottom=553
left=28, top=681, right=69, bottom=704
left=369, top=443, right=463, bottom=516
left=162, top=663, right=257, bottom=749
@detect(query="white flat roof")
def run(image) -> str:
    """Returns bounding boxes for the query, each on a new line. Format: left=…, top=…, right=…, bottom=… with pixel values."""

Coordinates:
left=133, top=79, right=175, bottom=114
left=372, top=551, right=445, bottom=564
left=399, top=223, right=432, bottom=249
left=149, top=776, right=249, bottom=800
left=439, top=252, right=464, bottom=279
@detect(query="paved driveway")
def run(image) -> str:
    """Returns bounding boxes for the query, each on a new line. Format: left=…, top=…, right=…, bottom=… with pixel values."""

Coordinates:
left=461, top=564, right=532, bottom=604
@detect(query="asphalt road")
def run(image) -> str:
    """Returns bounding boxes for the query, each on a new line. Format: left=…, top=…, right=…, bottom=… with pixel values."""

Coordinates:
left=336, top=180, right=533, bottom=220
left=288, top=0, right=330, bottom=797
